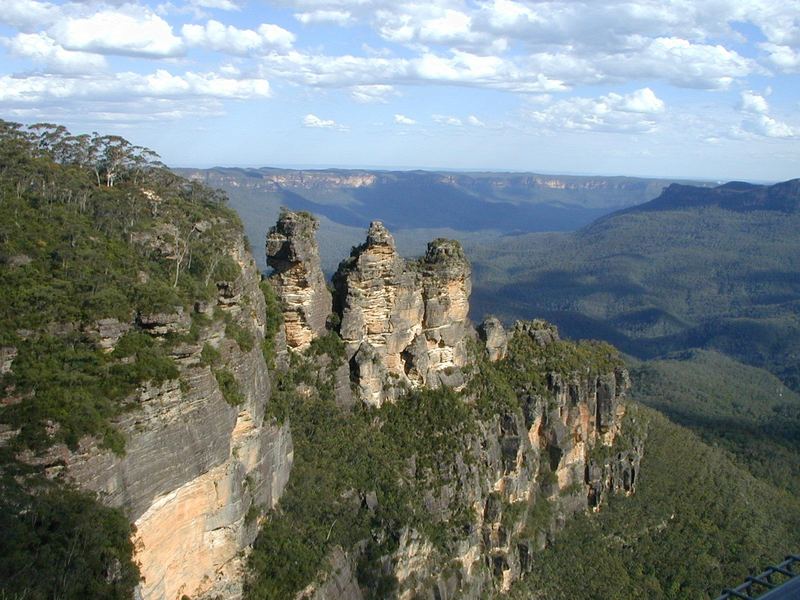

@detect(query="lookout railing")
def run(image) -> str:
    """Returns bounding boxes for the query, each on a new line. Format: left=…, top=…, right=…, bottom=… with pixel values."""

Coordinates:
left=715, top=555, right=800, bottom=600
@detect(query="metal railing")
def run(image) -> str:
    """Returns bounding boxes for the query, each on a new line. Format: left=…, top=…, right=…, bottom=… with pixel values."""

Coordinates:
left=715, top=555, right=800, bottom=600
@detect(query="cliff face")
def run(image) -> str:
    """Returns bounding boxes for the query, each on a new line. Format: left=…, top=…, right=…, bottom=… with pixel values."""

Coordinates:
left=264, top=213, right=643, bottom=599
left=289, top=320, right=642, bottom=600
left=332, top=222, right=471, bottom=406
left=266, top=211, right=332, bottom=351
left=62, top=238, right=293, bottom=600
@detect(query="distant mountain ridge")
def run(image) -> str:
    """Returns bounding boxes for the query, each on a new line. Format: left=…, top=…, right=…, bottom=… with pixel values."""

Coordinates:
left=179, top=166, right=707, bottom=234
left=623, top=178, right=800, bottom=214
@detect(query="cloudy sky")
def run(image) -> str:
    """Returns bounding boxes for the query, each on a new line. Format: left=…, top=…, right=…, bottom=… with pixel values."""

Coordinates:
left=1, top=0, right=799, bottom=180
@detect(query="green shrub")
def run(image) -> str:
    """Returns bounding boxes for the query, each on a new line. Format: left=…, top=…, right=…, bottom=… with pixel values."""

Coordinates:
left=226, top=320, right=254, bottom=353
left=214, top=368, right=244, bottom=406
left=200, top=342, right=221, bottom=367
left=215, top=255, right=242, bottom=281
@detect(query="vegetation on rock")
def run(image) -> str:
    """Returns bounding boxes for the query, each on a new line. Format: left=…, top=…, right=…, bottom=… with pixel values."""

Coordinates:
left=246, top=325, right=629, bottom=599
left=0, top=120, right=250, bottom=599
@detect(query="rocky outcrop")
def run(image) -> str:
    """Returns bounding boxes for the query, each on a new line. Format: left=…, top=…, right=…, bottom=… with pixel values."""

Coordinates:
left=332, top=222, right=472, bottom=406
left=333, top=221, right=425, bottom=405
left=0, top=346, right=17, bottom=375
left=83, top=318, right=131, bottom=352
left=478, top=317, right=508, bottom=362
left=265, top=216, right=473, bottom=407
left=63, top=238, right=293, bottom=600
left=267, top=210, right=331, bottom=351
left=384, top=324, right=640, bottom=598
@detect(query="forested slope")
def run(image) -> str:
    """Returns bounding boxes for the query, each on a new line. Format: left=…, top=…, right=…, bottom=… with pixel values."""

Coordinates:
left=470, top=180, right=800, bottom=391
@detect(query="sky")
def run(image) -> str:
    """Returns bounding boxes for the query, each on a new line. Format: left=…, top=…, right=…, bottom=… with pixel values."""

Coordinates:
left=1, top=0, right=799, bottom=181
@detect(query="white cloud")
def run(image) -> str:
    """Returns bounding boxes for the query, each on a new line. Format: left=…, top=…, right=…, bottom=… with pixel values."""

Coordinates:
left=258, top=24, right=297, bottom=50
left=433, top=114, right=463, bottom=126
left=394, top=113, right=416, bottom=125
left=0, top=69, right=271, bottom=104
left=601, top=37, right=754, bottom=90
left=295, top=10, right=354, bottom=25
left=303, top=113, right=340, bottom=128
left=182, top=20, right=295, bottom=54
left=733, top=88, right=798, bottom=139
left=350, top=84, right=396, bottom=103
left=525, top=87, right=667, bottom=133
left=190, top=0, right=242, bottom=10
left=467, top=115, right=485, bottom=127
left=740, top=91, right=769, bottom=114
left=5, top=32, right=107, bottom=73
left=619, top=87, right=665, bottom=113
left=0, top=0, right=61, bottom=31
left=50, top=8, right=184, bottom=58
left=269, top=0, right=772, bottom=90
left=735, top=114, right=799, bottom=139
left=759, top=43, right=800, bottom=72
left=260, top=48, right=567, bottom=92
left=260, top=51, right=409, bottom=87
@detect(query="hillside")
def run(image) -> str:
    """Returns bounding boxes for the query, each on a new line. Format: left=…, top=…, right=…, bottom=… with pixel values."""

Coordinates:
left=2, top=123, right=797, bottom=600
left=0, top=121, right=293, bottom=600
left=469, top=179, right=800, bottom=391
left=629, top=350, right=800, bottom=495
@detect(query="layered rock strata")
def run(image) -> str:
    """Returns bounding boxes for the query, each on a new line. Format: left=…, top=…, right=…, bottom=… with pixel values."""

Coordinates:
left=301, top=320, right=642, bottom=599
left=267, top=210, right=332, bottom=351
left=332, top=222, right=472, bottom=406
left=62, top=238, right=293, bottom=600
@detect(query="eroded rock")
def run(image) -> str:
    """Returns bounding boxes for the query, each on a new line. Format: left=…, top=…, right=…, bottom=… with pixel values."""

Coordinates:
left=479, top=317, right=508, bottom=362
left=332, top=223, right=472, bottom=406
left=65, top=238, right=294, bottom=600
left=267, top=210, right=332, bottom=351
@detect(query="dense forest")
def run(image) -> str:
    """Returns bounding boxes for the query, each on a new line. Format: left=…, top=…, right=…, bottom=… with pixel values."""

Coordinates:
left=469, top=183, right=800, bottom=392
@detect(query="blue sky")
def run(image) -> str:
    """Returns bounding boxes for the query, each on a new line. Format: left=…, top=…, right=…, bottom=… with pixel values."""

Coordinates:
left=1, top=0, right=799, bottom=181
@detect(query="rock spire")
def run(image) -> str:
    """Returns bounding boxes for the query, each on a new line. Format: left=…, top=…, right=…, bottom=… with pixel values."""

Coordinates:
left=266, top=210, right=332, bottom=351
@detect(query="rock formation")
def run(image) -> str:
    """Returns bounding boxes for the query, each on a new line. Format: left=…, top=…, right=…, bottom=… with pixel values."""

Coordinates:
left=62, top=238, right=293, bottom=600
left=261, top=212, right=643, bottom=599
left=297, top=320, right=642, bottom=600
left=332, top=222, right=472, bottom=406
left=53, top=210, right=638, bottom=600
left=267, top=210, right=331, bottom=351
left=478, top=316, right=508, bottom=362
left=333, top=221, right=425, bottom=405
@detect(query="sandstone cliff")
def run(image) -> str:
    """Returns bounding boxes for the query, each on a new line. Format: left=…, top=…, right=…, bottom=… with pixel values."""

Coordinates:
left=266, top=210, right=332, bottom=351
left=332, top=221, right=471, bottom=406
left=59, top=238, right=293, bottom=600
left=260, top=213, right=643, bottom=599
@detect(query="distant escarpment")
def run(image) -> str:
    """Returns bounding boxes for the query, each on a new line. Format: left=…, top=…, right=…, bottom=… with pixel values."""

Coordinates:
left=254, top=210, right=643, bottom=599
